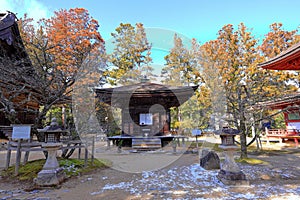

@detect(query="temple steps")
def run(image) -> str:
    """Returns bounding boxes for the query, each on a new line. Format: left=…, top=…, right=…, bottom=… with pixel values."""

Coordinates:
left=132, top=138, right=162, bottom=150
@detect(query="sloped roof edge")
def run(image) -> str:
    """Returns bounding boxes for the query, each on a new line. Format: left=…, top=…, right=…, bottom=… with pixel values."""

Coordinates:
left=258, top=43, right=300, bottom=70
left=0, top=11, right=17, bottom=45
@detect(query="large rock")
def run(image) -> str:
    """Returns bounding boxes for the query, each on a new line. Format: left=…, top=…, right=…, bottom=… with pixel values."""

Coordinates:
left=200, top=150, right=220, bottom=170
left=217, top=169, right=249, bottom=185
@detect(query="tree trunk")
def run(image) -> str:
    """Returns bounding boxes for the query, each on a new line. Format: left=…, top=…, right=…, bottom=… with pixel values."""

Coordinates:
left=239, top=120, right=248, bottom=159
left=238, top=87, right=248, bottom=159
left=240, top=132, right=248, bottom=159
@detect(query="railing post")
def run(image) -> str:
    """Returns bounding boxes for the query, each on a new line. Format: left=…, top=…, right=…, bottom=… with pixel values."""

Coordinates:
left=265, top=127, right=270, bottom=145
left=91, top=136, right=95, bottom=166
left=15, top=139, right=21, bottom=175
left=5, top=140, right=11, bottom=170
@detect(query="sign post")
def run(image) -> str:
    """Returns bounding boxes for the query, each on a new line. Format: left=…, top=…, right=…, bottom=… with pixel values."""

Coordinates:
left=192, top=129, right=202, bottom=150
left=10, top=124, right=31, bottom=175
left=12, top=124, right=31, bottom=140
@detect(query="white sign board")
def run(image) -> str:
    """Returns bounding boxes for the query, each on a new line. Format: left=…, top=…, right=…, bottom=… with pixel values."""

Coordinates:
left=12, top=124, right=31, bottom=139
left=192, top=129, right=202, bottom=136
left=139, top=113, right=153, bottom=125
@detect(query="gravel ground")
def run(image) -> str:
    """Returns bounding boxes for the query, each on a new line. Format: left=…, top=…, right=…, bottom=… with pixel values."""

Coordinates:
left=1, top=146, right=300, bottom=200
left=0, top=138, right=300, bottom=200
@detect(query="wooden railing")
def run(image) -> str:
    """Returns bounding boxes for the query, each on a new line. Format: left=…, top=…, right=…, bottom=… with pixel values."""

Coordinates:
left=264, top=128, right=300, bottom=146
left=0, top=126, right=13, bottom=139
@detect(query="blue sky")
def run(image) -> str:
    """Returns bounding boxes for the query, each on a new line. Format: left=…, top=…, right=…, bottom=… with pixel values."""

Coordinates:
left=2, top=0, right=300, bottom=71
left=2, top=0, right=300, bottom=42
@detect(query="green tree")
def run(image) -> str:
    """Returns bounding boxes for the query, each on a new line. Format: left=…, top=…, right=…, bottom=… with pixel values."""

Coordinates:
left=107, top=23, right=153, bottom=85
left=162, top=35, right=205, bottom=132
left=179, top=85, right=212, bottom=134
left=200, top=40, right=226, bottom=131
left=162, top=34, right=201, bottom=86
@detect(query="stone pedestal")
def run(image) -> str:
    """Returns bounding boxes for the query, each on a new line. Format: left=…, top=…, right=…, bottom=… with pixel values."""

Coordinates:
left=34, top=143, right=66, bottom=187
left=217, top=145, right=249, bottom=185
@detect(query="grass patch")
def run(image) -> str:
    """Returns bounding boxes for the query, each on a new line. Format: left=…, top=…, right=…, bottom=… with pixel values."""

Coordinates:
left=187, top=141, right=222, bottom=152
left=187, top=141, right=203, bottom=148
left=212, top=143, right=222, bottom=152
left=59, top=158, right=111, bottom=177
left=5, top=159, right=45, bottom=181
left=1, top=158, right=111, bottom=182
left=235, top=157, right=268, bottom=165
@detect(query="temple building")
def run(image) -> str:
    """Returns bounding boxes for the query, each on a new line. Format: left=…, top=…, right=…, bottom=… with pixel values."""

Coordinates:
left=259, top=43, right=300, bottom=70
left=258, top=42, right=300, bottom=131
left=95, top=80, right=198, bottom=148
left=0, top=11, right=39, bottom=126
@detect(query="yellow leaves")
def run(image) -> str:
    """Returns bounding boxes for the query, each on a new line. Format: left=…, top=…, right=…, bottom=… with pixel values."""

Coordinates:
left=174, top=121, right=181, bottom=129
left=261, top=23, right=298, bottom=59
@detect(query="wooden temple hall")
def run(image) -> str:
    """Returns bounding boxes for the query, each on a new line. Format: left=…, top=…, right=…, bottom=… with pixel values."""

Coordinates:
left=95, top=80, right=198, bottom=149
left=257, top=42, right=300, bottom=146
left=258, top=42, right=300, bottom=131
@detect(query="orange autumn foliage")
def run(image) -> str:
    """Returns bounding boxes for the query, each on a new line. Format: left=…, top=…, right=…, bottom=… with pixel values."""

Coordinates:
left=45, top=8, right=104, bottom=78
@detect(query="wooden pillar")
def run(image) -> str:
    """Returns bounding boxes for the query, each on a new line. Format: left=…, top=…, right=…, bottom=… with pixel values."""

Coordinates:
left=160, top=111, right=165, bottom=134
left=78, top=147, right=81, bottom=159
left=5, top=141, right=11, bottom=170
left=265, top=127, right=270, bottom=145
left=91, top=136, right=95, bottom=166
left=167, top=108, right=171, bottom=132
left=24, top=151, right=29, bottom=164
left=121, top=109, right=125, bottom=134
left=15, top=139, right=21, bottom=175
left=84, top=147, right=88, bottom=167
left=122, top=108, right=131, bottom=135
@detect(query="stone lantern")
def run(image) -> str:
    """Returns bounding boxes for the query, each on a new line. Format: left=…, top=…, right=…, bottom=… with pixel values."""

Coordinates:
left=216, top=127, right=249, bottom=185
left=35, top=118, right=66, bottom=187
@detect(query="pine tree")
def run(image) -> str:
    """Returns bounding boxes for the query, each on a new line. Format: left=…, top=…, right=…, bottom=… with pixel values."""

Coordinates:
left=107, top=23, right=153, bottom=85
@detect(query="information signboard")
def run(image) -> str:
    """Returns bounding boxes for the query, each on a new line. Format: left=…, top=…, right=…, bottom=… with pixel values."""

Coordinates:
left=192, top=129, right=202, bottom=136
left=12, top=124, right=31, bottom=139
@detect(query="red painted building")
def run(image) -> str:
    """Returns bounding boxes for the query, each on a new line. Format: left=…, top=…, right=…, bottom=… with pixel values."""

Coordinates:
left=259, top=43, right=300, bottom=71
left=258, top=43, right=300, bottom=132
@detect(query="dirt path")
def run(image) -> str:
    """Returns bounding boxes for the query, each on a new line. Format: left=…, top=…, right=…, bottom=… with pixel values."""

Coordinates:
left=1, top=145, right=300, bottom=199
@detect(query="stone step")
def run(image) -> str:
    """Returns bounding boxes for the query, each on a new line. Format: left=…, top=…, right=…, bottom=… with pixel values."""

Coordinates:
left=132, top=138, right=162, bottom=150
